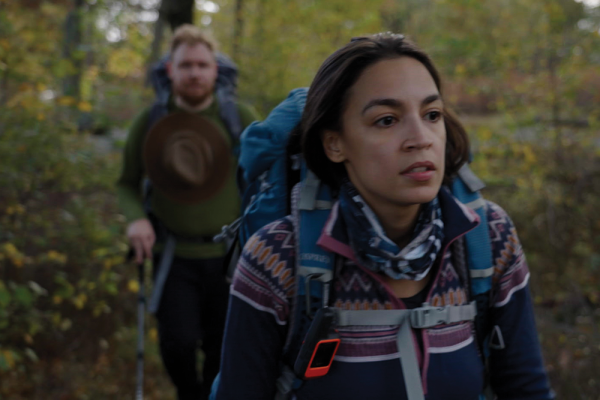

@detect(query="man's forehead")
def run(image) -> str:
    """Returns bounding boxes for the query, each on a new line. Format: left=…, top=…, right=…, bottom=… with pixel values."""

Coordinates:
left=173, top=42, right=215, bottom=62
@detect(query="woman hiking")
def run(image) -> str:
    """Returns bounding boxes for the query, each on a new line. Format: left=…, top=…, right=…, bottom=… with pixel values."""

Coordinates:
left=214, top=33, right=554, bottom=400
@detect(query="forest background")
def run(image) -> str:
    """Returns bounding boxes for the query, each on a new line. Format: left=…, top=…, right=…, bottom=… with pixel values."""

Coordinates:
left=0, top=0, right=599, bottom=398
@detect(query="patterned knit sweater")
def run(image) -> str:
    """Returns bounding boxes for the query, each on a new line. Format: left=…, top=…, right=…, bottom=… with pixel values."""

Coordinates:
left=215, top=189, right=554, bottom=400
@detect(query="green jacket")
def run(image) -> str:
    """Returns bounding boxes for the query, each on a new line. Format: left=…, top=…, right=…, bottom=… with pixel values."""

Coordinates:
left=116, top=96, right=259, bottom=259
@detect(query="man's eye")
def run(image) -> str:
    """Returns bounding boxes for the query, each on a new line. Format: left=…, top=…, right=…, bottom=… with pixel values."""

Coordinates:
left=425, top=111, right=442, bottom=122
left=375, top=116, right=396, bottom=127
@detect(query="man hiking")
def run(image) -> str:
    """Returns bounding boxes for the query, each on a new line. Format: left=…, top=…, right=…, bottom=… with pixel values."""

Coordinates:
left=116, top=24, right=259, bottom=400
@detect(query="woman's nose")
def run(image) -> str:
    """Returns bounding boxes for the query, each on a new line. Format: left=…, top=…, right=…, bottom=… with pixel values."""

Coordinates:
left=400, top=117, right=434, bottom=151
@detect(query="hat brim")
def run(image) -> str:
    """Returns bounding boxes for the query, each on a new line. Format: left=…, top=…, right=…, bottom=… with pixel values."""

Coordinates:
left=143, top=112, right=231, bottom=204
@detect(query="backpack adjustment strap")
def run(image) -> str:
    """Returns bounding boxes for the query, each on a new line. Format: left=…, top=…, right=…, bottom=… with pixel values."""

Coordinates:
left=334, top=301, right=477, bottom=329
left=213, top=217, right=242, bottom=243
left=274, top=364, right=296, bottom=400
left=298, top=171, right=332, bottom=211
left=410, top=301, right=477, bottom=329
left=457, top=164, right=486, bottom=192
left=469, top=268, right=495, bottom=279
left=301, top=271, right=333, bottom=318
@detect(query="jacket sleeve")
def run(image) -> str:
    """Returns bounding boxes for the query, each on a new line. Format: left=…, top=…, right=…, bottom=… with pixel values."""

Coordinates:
left=485, top=202, right=554, bottom=399
left=115, top=109, right=150, bottom=223
left=216, top=218, right=296, bottom=400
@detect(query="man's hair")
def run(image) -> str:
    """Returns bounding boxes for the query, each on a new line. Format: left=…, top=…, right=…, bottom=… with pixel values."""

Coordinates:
left=301, top=32, right=470, bottom=190
left=170, top=24, right=218, bottom=57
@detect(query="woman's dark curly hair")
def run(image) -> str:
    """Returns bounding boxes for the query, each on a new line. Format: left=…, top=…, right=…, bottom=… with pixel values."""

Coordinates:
left=301, top=33, right=469, bottom=190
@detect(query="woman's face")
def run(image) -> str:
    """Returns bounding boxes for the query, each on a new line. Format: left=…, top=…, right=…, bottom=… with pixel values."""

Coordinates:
left=324, top=57, right=446, bottom=212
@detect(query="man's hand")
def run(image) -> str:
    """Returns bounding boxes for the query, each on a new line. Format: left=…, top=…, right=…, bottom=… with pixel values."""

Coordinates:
left=126, top=218, right=156, bottom=264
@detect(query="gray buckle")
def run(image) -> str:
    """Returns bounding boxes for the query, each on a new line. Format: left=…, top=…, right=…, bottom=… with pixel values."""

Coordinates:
left=410, top=304, right=449, bottom=329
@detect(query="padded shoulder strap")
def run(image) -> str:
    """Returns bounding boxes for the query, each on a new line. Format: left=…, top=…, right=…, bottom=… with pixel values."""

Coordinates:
left=451, top=165, right=493, bottom=296
left=216, top=89, right=243, bottom=142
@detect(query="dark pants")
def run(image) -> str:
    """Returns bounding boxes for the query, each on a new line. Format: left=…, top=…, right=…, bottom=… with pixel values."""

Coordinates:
left=153, top=254, right=230, bottom=400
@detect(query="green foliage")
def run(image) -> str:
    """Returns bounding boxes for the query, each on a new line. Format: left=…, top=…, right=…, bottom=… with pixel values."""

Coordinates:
left=0, top=105, right=133, bottom=392
left=211, top=0, right=386, bottom=115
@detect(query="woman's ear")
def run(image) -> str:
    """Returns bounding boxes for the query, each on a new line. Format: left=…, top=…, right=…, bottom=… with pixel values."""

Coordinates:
left=322, top=130, right=346, bottom=163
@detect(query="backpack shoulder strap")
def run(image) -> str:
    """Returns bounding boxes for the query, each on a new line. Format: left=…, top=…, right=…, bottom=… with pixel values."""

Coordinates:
left=451, top=164, right=494, bottom=296
left=451, top=164, right=496, bottom=400
left=144, top=100, right=169, bottom=137
left=275, top=170, right=335, bottom=398
left=215, top=89, right=243, bottom=143
left=214, top=52, right=243, bottom=143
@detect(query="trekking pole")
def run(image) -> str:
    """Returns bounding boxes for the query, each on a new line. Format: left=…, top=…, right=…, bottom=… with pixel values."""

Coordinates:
left=136, top=261, right=145, bottom=400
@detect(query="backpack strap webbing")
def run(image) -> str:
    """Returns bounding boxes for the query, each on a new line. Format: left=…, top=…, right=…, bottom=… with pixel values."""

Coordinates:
left=336, top=302, right=477, bottom=400
left=451, top=165, right=493, bottom=296
left=276, top=302, right=478, bottom=400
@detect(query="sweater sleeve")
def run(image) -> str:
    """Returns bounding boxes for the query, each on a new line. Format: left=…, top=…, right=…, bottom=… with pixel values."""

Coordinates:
left=237, top=101, right=261, bottom=129
left=115, top=108, right=150, bottom=223
left=216, top=217, right=296, bottom=400
left=485, top=202, right=554, bottom=399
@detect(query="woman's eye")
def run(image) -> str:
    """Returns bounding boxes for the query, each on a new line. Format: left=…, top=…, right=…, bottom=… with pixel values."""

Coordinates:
left=425, top=111, right=442, bottom=122
left=375, top=116, right=396, bottom=127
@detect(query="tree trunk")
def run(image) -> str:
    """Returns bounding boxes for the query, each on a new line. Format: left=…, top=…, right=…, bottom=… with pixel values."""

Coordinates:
left=160, top=0, right=195, bottom=32
left=232, top=0, right=244, bottom=62
left=149, top=14, right=166, bottom=65
left=62, top=0, right=84, bottom=99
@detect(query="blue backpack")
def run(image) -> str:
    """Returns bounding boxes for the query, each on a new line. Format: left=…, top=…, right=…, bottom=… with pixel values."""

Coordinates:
left=215, top=88, right=497, bottom=400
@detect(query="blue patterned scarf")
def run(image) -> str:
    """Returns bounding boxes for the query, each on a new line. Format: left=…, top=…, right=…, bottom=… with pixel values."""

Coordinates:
left=338, top=180, right=444, bottom=281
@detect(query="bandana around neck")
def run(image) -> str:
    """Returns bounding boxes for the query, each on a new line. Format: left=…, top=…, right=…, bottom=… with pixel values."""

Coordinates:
left=337, top=180, right=445, bottom=281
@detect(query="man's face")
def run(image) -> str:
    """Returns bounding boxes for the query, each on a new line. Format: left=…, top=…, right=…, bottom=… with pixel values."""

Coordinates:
left=168, top=42, right=218, bottom=106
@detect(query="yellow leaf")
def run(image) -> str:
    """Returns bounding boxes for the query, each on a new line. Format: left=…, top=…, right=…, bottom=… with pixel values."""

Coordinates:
left=37, top=113, right=45, bottom=121
left=559, top=334, right=567, bottom=344
left=455, top=64, right=466, bottom=76
left=149, top=328, right=158, bottom=342
left=3, top=350, right=14, bottom=369
left=72, top=293, right=87, bottom=310
left=128, top=279, right=140, bottom=293
left=57, top=96, right=75, bottom=106
left=47, top=250, right=67, bottom=264
left=3, top=243, right=18, bottom=256
left=523, top=145, right=537, bottom=164
left=60, top=319, right=72, bottom=331
left=52, top=295, right=63, bottom=305
left=77, top=101, right=92, bottom=112
left=24, top=334, right=33, bottom=345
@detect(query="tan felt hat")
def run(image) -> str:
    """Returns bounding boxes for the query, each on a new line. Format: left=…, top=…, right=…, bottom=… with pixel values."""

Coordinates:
left=143, top=112, right=230, bottom=204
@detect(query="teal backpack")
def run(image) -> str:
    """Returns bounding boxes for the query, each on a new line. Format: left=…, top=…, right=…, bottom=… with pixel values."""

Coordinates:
left=212, top=88, right=498, bottom=400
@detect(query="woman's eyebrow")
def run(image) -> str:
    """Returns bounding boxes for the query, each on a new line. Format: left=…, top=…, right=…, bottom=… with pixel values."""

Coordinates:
left=422, top=94, right=442, bottom=106
left=361, top=98, right=401, bottom=115
left=361, top=94, right=442, bottom=115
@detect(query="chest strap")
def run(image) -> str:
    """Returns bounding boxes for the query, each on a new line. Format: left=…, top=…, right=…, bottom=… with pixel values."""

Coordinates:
left=334, top=301, right=477, bottom=400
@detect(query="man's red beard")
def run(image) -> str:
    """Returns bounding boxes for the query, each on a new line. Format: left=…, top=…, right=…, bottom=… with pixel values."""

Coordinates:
left=172, top=82, right=214, bottom=107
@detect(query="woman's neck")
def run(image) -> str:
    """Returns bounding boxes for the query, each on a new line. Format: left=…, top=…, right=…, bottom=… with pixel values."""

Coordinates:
left=373, top=202, right=422, bottom=248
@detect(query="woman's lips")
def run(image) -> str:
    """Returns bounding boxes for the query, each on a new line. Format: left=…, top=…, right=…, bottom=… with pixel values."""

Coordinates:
left=400, top=161, right=436, bottom=182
